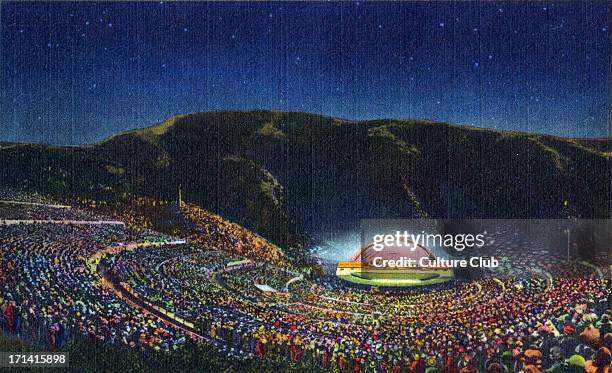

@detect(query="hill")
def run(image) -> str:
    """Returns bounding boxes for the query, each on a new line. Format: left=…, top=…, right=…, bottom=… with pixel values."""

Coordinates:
left=1, top=111, right=610, bottom=252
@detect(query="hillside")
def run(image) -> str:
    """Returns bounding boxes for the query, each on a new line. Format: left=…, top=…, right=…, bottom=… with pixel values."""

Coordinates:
left=0, top=143, right=129, bottom=199
left=1, top=111, right=610, bottom=252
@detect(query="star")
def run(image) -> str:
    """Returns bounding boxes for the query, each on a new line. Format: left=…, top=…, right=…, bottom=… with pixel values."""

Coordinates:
left=183, top=28, right=188, bottom=32
left=108, top=23, right=113, bottom=28
left=474, top=62, right=479, bottom=67
left=439, top=22, right=445, bottom=27
left=85, top=21, right=90, bottom=25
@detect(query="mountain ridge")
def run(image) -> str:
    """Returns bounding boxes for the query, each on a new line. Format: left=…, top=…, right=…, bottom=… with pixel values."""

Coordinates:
left=1, top=110, right=610, bottom=254
left=98, top=110, right=611, bottom=146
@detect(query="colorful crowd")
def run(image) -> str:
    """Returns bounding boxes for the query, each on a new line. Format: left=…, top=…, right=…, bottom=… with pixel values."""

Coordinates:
left=0, top=189, right=610, bottom=373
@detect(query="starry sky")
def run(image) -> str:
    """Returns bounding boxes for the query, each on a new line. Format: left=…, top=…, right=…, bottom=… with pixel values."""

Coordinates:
left=0, top=1, right=609, bottom=145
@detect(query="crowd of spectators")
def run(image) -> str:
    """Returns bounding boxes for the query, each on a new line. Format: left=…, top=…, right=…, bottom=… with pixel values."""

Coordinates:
left=181, top=205, right=289, bottom=267
left=0, top=217, right=187, bottom=352
left=106, top=241, right=612, bottom=373
left=0, top=190, right=610, bottom=373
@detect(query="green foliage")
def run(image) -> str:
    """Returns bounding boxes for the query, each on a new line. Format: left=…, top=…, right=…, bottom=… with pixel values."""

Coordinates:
left=257, top=121, right=286, bottom=139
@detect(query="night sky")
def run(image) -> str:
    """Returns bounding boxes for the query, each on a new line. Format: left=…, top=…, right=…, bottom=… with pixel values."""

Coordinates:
left=0, top=1, right=609, bottom=145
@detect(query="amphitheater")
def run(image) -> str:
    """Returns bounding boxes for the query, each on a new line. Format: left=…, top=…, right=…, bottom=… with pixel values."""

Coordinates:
left=0, top=190, right=610, bottom=372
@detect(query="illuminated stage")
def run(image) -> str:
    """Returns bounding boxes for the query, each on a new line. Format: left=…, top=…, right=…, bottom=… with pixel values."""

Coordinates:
left=335, top=242, right=454, bottom=287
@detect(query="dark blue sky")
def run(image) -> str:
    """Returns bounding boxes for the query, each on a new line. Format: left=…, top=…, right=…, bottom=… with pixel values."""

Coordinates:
left=0, top=1, right=609, bottom=144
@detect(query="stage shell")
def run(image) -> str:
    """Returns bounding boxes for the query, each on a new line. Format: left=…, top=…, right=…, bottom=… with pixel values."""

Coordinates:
left=336, top=242, right=454, bottom=287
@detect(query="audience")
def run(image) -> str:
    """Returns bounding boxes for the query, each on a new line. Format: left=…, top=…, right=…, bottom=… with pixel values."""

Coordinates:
left=0, top=189, right=610, bottom=372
